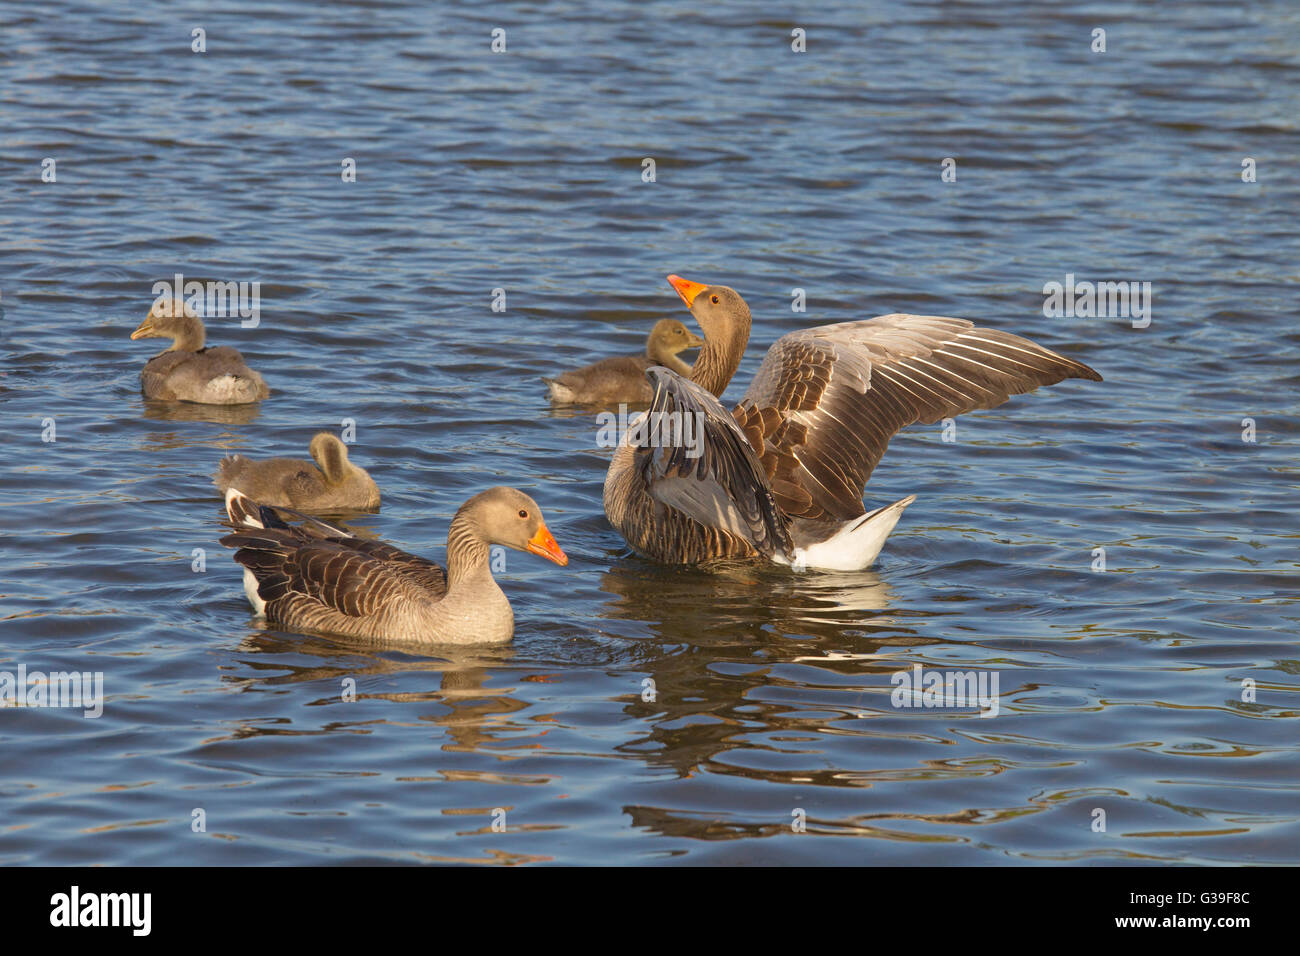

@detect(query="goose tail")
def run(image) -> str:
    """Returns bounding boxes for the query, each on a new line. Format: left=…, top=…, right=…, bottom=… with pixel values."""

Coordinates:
left=787, top=495, right=916, bottom=571
left=542, top=376, right=578, bottom=403
left=224, top=487, right=265, bottom=529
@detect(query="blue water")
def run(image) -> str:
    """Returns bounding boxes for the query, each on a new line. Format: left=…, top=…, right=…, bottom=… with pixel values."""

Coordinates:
left=1, top=0, right=1297, bottom=864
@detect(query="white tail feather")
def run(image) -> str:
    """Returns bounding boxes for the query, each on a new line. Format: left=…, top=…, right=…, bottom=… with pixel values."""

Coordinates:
left=224, top=488, right=268, bottom=615
left=787, top=495, right=916, bottom=571
left=242, top=568, right=267, bottom=616
left=224, top=487, right=264, bottom=529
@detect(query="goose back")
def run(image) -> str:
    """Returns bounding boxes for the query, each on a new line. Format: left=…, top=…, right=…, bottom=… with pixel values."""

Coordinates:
left=546, top=355, right=657, bottom=404
left=142, top=346, right=269, bottom=404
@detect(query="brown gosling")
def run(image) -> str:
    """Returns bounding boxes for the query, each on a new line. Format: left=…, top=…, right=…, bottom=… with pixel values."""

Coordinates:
left=130, top=298, right=269, bottom=405
left=543, top=318, right=704, bottom=405
left=215, top=433, right=381, bottom=512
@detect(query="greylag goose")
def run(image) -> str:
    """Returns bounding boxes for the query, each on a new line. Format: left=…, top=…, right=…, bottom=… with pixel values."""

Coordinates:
left=544, top=318, right=704, bottom=404
left=215, top=432, right=381, bottom=512
left=130, top=299, right=269, bottom=404
left=603, top=275, right=1103, bottom=570
left=221, top=486, right=568, bottom=645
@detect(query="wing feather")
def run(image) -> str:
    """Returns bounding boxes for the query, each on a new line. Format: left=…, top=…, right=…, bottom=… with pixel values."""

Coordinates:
left=221, top=500, right=447, bottom=629
left=735, top=314, right=1102, bottom=521
left=632, top=368, right=792, bottom=559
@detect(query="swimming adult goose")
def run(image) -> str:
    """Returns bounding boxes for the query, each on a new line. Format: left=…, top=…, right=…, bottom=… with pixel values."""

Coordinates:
left=215, top=433, right=381, bottom=512
left=603, top=275, right=1103, bottom=570
left=221, top=486, right=568, bottom=645
left=130, top=299, right=269, bottom=404
left=544, top=318, right=704, bottom=404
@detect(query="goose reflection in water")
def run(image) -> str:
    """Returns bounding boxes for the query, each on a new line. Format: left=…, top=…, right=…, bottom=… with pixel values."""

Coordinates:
left=594, top=559, right=954, bottom=797
left=142, top=399, right=262, bottom=427
left=597, top=558, right=904, bottom=646
left=221, top=630, right=524, bottom=754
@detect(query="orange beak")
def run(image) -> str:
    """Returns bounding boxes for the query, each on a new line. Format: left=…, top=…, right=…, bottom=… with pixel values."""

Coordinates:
left=526, top=523, right=568, bottom=566
left=129, top=322, right=152, bottom=340
left=667, top=274, right=708, bottom=308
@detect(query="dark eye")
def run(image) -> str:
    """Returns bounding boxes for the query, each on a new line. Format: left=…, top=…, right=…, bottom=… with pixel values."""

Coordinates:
left=518, top=510, right=528, bottom=519
left=710, top=295, right=719, bottom=304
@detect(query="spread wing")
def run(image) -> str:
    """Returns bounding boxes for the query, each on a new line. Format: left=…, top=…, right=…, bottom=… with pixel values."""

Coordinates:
left=634, top=367, right=792, bottom=558
left=733, top=314, right=1102, bottom=522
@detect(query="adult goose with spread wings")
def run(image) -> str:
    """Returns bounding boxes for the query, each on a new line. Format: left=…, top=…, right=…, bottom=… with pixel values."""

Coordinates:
left=602, top=275, right=1102, bottom=570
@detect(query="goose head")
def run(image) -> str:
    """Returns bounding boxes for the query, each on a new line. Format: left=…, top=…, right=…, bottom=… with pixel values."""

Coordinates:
left=309, top=432, right=380, bottom=506
left=310, top=433, right=357, bottom=482
left=131, top=299, right=206, bottom=352
left=666, top=275, right=751, bottom=343
left=463, top=487, right=568, bottom=566
left=645, top=319, right=704, bottom=365
left=665, top=274, right=751, bottom=396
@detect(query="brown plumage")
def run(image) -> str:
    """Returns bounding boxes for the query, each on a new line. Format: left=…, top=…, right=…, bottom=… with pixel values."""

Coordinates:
left=221, top=486, right=568, bottom=646
left=215, top=433, right=381, bottom=512
left=131, top=299, right=269, bottom=405
left=734, top=313, right=1102, bottom=522
left=603, top=275, right=1103, bottom=570
left=544, top=319, right=704, bottom=404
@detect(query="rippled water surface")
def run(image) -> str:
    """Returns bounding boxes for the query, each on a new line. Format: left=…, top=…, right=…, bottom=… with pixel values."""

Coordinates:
left=2, top=0, right=1298, bottom=864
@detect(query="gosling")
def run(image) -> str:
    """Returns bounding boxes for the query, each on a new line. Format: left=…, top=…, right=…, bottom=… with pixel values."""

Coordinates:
left=543, top=318, right=703, bottom=405
left=214, top=432, right=381, bottom=512
left=130, top=298, right=269, bottom=405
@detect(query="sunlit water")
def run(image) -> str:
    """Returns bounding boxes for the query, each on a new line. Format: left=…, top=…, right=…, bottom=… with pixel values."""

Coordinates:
left=1, top=0, right=1297, bottom=864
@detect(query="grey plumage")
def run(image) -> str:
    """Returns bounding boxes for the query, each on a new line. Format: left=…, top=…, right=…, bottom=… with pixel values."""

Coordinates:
left=604, top=370, right=790, bottom=564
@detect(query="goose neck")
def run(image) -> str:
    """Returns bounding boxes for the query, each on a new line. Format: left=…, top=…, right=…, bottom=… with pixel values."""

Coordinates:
left=689, top=325, right=746, bottom=397
left=446, top=512, right=493, bottom=587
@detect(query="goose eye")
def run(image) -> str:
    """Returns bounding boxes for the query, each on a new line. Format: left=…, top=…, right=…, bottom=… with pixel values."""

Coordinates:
left=518, top=510, right=528, bottom=519
left=710, top=294, right=719, bottom=304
